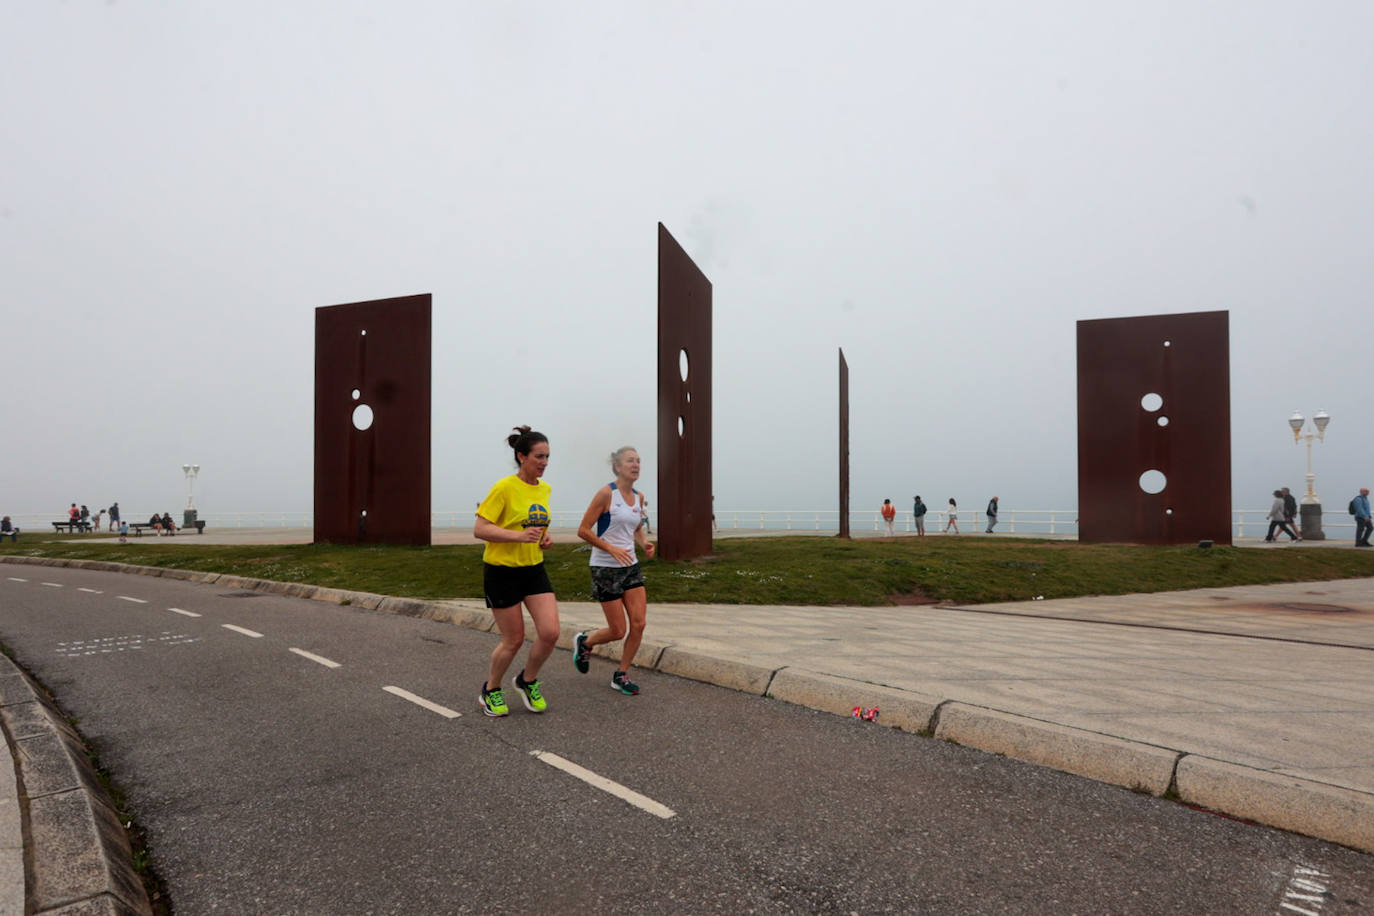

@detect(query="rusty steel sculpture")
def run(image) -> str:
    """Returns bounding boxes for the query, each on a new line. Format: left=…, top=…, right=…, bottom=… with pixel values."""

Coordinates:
left=656, top=223, right=713, bottom=561
left=838, top=348, right=850, bottom=539
left=1077, top=310, right=1231, bottom=545
left=314, top=294, right=432, bottom=545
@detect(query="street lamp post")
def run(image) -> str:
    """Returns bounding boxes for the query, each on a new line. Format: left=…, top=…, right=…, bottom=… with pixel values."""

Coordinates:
left=182, top=464, right=200, bottom=528
left=1287, top=411, right=1329, bottom=539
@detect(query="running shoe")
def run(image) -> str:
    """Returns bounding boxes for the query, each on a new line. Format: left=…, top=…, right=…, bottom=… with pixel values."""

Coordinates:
left=512, top=672, right=548, bottom=713
left=611, top=671, right=640, bottom=696
left=479, top=684, right=509, bottom=717
left=573, top=631, right=591, bottom=674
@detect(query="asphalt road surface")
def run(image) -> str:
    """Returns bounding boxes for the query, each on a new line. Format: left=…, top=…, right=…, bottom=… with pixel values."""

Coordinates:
left=2, top=568, right=1371, bottom=914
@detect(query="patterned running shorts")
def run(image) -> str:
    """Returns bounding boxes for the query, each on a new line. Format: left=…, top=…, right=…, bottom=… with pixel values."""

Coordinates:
left=590, top=562, right=645, bottom=602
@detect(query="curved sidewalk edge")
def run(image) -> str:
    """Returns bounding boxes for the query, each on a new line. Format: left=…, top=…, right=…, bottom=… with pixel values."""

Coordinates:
left=0, top=653, right=153, bottom=915
left=3, top=554, right=1373, bottom=857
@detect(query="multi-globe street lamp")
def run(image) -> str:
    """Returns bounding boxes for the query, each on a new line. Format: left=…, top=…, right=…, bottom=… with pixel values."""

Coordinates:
left=182, top=463, right=200, bottom=515
left=1287, top=410, right=1329, bottom=539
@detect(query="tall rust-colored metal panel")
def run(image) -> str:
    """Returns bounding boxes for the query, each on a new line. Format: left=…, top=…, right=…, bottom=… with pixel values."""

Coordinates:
left=1077, top=310, right=1230, bottom=545
left=314, top=294, right=432, bottom=545
left=657, top=223, right=712, bottom=561
left=838, top=348, right=850, bottom=539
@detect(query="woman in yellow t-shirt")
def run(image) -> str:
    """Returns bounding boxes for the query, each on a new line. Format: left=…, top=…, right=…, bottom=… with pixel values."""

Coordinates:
left=473, top=426, right=560, bottom=717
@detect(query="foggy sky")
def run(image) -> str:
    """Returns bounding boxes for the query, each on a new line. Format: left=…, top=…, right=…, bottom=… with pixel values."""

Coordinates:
left=4, top=2, right=1372, bottom=523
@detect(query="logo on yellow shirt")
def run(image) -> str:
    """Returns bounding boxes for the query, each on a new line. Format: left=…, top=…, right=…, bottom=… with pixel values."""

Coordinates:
left=523, top=504, right=550, bottom=528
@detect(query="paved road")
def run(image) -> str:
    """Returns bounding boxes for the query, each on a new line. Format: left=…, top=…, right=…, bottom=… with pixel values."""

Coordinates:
left=2, top=568, right=1372, bottom=914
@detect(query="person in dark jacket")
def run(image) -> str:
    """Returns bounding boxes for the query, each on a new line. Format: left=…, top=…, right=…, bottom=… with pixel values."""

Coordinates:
left=1281, top=487, right=1301, bottom=541
left=985, top=496, right=999, bottom=533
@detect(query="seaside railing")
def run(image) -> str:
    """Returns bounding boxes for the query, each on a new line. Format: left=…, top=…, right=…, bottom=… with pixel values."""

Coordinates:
left=8, top=508, right=1362, bottom=539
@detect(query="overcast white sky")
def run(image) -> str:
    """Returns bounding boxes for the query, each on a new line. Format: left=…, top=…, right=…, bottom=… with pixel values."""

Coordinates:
left=4, top=1, right=1372, bottom=524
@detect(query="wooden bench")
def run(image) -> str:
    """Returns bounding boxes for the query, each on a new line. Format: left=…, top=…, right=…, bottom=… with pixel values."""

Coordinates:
left=51, top=520, right=92, bottom=533
left=128, top=521, right=206, bottom=536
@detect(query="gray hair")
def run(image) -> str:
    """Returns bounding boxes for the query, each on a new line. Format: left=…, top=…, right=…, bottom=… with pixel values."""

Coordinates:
left=609, top=446, right=638, bottom=473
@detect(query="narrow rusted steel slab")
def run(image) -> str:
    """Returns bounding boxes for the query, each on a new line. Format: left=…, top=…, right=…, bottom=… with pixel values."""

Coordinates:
left=1077, top=310, right=1231, bottom=545
left=314, top=294, right=432, bottom=545
left=657, top=224, right=713, bottom=561
left=838, top=348, right=850, bottom=539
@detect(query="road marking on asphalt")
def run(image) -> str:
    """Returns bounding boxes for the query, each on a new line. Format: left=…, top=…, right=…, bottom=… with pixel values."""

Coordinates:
left=117, top=596, right=147, bottom=604
left=290, top=648, right=341, bottom=668
left=78, top=587, right=103, bottom=594
left=383, top=686, right=461, bottom=718
left=221, top=624, right=264, bottom=638
left=1278, top=864, right=1332, bottom=915
left=169, top=608, right=201, bottom=618
left=41, top=582, right=63, bottom=588
left=530, top=750, right=676, bottom=819
left=56, top=633, right=199, bottom=657
left=6, top=577, right=28, bottom=582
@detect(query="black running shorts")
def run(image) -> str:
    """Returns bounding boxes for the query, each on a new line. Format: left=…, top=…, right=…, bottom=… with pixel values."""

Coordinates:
left=483, top=562, right=554, bottom=610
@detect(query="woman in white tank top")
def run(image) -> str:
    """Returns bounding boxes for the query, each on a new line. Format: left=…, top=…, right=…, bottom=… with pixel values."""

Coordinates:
left=574, top=446, right=656, bottom=695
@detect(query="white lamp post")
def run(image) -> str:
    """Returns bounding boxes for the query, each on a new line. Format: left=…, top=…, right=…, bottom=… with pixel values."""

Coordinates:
left=1288, top=411, right=1329, bottom=539
left=182, top=464, right=200, bottom=511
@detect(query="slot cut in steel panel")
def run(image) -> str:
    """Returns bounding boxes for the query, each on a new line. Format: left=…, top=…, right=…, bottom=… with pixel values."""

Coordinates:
left=314, top=294, right=432, bottom=545
left=1077, top=310, right=1231, bottom=545
left=657, top=223, right=713, bottom=561
left=838, top=348, right=850, bottom=539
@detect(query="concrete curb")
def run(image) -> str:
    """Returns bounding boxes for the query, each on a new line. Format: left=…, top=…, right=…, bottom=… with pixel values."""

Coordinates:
left=933, top=703, right=1180, bottom=796
left=4, top=555, right=1374, bottom=855
left=0, top=655, right=152, bottom=916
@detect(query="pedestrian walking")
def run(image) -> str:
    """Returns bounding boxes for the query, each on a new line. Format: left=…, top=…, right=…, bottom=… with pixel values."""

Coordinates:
left=985, top=496, right=999, bottom=533
left=944, top=498, right=959, bottom=534
left=92, top=508, right=104, bottom=531
left=1265, top=489, right=1298, bottom=542
left=1352, top=488, right=1372, bottom=548
left=574, top=446, right=656, bottom=695
left=108, top=502, right=120, bottom=531
left=880, top=499, right=896, bottom=535
left=912, top=496, right=927, bottom=536
left=472, top=426, right=560, bottom=717
left=1282, top=487, right=1301, bottom=540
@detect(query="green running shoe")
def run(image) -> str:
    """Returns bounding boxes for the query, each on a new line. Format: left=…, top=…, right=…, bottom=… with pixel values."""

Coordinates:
left=611, top=671, right=640, bottom=696
left=479, top=684, right=509, bottom=717
left=512, top=671, right=547, bottom=713
left=573, top=631, right=591, bottom=674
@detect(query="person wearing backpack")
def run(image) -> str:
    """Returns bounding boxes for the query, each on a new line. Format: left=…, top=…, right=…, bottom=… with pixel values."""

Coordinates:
left=1352, top=488, right=1372, bottom=547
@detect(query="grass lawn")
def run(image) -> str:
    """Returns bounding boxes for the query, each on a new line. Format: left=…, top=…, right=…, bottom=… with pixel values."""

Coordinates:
left=3, top=531, right=1372, bottom=606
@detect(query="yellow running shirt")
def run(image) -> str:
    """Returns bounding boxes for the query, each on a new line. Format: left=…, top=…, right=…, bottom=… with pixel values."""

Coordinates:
left=476, top=475, right=552, bottom=567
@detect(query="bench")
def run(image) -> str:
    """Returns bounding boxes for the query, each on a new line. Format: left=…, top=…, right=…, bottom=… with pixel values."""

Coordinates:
left=51, top=520, right=92, bottom=533
left=128, top=521, right=206, bottom=536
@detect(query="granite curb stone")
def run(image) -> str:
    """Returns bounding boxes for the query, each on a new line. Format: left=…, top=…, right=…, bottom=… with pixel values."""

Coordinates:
left=934, top=702, right=1181, bottom=797
left=766, top=669, right=942, bottom=734
left=1174, top=756, right=1374, bottom=854
left=0, top=650, right=151, bottom=915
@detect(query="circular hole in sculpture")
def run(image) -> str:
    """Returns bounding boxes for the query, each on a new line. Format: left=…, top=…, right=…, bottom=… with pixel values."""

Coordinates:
left=677, top=416, right=685, bottom=438
left=1163, top=340, right=1171, bottom=347
left=360, top=509, right=368, bottom=518
left=1157, top=416, right=1169, bottom=427
left=1139, top=469, right=1166, bottom=494
left=361, top=330, right=368, bottom=337
left=352, top=404, right=374, bottom=431
left=679, top=349, right=689, bottom=383
left=1141, top=393, right=1163, bottom=412
left=351, top=389, right=361, bottom=400
left=685, top=391, right=691, bottom=404
left=1165, top=508, right=1174, bottom=516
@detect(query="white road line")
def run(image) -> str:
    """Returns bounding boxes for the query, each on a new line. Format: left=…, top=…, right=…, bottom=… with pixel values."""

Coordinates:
left=290, top=648, right=341, bottom=669
left=117, top=596, right=148, bottom=604
left=383, top=686, right=461, bottom=718
left=530, top=750, right=676, bottom=819
left=6, top=577, right=28, bottom=582
left=78, top=587, right=103, bottom=594
left=41, top=582, right=63, bottom=588
left=221, top=624, right=264, bottom=638
left=169, top=608, right=202, bottom=618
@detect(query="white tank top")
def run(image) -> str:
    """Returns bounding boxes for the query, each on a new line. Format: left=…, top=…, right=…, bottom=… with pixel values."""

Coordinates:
left=589, top=484, right=643, bottom=567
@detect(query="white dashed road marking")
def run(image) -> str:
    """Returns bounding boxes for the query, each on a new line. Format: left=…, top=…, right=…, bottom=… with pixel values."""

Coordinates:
left=290, top=648, right=341, bottom=668
left=383, top=686, right=461, bottom=718
left=78, top=587, right=103, bottom=594
left=41, top=582, right=63, bottom=588
left=118, top=596, right=148, bottom=604
left=530, top=750, right=676, bottom=819
left=6, top=577, right=28, bottom=582
left=169, top=608, right=202, bottom=618
left=1278, top=864, right=1333, bottom=915
left=222, top=624, right=264, bottom=638
left=56, top=633, right=199, bottom=657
